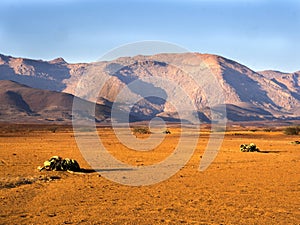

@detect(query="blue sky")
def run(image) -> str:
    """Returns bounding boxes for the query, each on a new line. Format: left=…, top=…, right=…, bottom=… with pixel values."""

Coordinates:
left=0, top=0, right=299, bottom=72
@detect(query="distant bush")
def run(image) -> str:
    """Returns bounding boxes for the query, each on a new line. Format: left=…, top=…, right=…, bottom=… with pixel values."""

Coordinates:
left=49, top=126, right=58, bottom=133
left=132, top=127, right=151, bottom=135
left=263, top=128, right=272, bottom=132
left=162, top=129, right=171, bottom=134
left=284, top=126, right=300, bottom=135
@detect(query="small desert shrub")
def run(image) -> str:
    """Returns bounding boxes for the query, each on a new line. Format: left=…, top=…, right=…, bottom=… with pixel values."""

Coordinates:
left=49, top=126, right=58, bottom=133
left=284, top=126, right=300, bottom=135
left=163, top=129, right=171, bottom=134
left=263, top=128, right=272, bottom=132
left=240, top=143, right=260, bottom=152
left=132, top=127, right=151, bottom=135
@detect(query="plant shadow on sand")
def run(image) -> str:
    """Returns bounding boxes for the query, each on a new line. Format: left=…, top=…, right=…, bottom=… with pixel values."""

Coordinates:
left=79, top=168, right=135, bottom=173
left=258, top=150, right=286, bottom=154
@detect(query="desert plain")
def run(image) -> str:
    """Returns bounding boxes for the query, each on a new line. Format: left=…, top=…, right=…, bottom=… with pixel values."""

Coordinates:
left=0, top=124, right=299, bottom=225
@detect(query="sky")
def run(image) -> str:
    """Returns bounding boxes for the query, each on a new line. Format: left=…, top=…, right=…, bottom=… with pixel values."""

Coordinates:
left=0, top=0, right=299, bottom=72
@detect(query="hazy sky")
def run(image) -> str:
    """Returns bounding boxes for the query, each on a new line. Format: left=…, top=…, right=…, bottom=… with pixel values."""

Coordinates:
left=0, top=0, right=299, bottom=72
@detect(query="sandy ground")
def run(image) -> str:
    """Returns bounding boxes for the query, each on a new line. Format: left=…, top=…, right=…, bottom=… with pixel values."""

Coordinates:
left=0, top=127, right=300, bottom=224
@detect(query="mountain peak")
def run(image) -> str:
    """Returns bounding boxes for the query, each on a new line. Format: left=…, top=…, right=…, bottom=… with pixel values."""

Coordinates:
left=49, top=57, right=67, bottom=64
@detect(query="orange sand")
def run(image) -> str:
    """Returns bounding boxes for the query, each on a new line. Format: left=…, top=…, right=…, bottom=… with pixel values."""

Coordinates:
left=0, top=127, right=299, bottom=224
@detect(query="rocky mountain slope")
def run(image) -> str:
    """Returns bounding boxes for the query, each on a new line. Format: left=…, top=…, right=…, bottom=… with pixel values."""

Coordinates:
left=0, top=80, right=110, bottom=123
left=0, top=53, right=299, bottom=123
left=0, top=53, right=86, bottom=92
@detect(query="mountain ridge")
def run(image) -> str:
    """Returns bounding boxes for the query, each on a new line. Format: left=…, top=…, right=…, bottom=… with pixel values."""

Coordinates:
left=0, top=80, right=110, bottom=123
left=0, top=53, right=299, bottom=123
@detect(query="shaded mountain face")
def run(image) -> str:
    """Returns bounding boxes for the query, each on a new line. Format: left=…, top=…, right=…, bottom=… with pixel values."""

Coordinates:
left=0, top=53, right=299, bottom=122
left=0, top=54, right=87, bottom=92
left=0, top=80, right=110, bottom=123
left=258, top=70, right=300, bottom=100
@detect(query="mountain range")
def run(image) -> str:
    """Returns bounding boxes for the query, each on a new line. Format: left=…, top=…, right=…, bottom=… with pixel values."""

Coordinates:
left=0, top=53, right=299, bottom=124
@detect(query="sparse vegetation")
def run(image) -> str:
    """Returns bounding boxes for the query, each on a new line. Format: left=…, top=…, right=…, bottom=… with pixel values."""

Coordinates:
left=49, top=126, right=58, bottom=133
left=240, top=143, right=260, bottom=152
left=263, top=128, right=272, bottom=132
left=233, top=133, right=243, bottom=136
left=0, top=124, right=73, bottom=136
left=163, top=129, right=171, bottom=134
left=283, top=126, right=300, bottom=135
left=132, top=127, right=151, bottom=135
